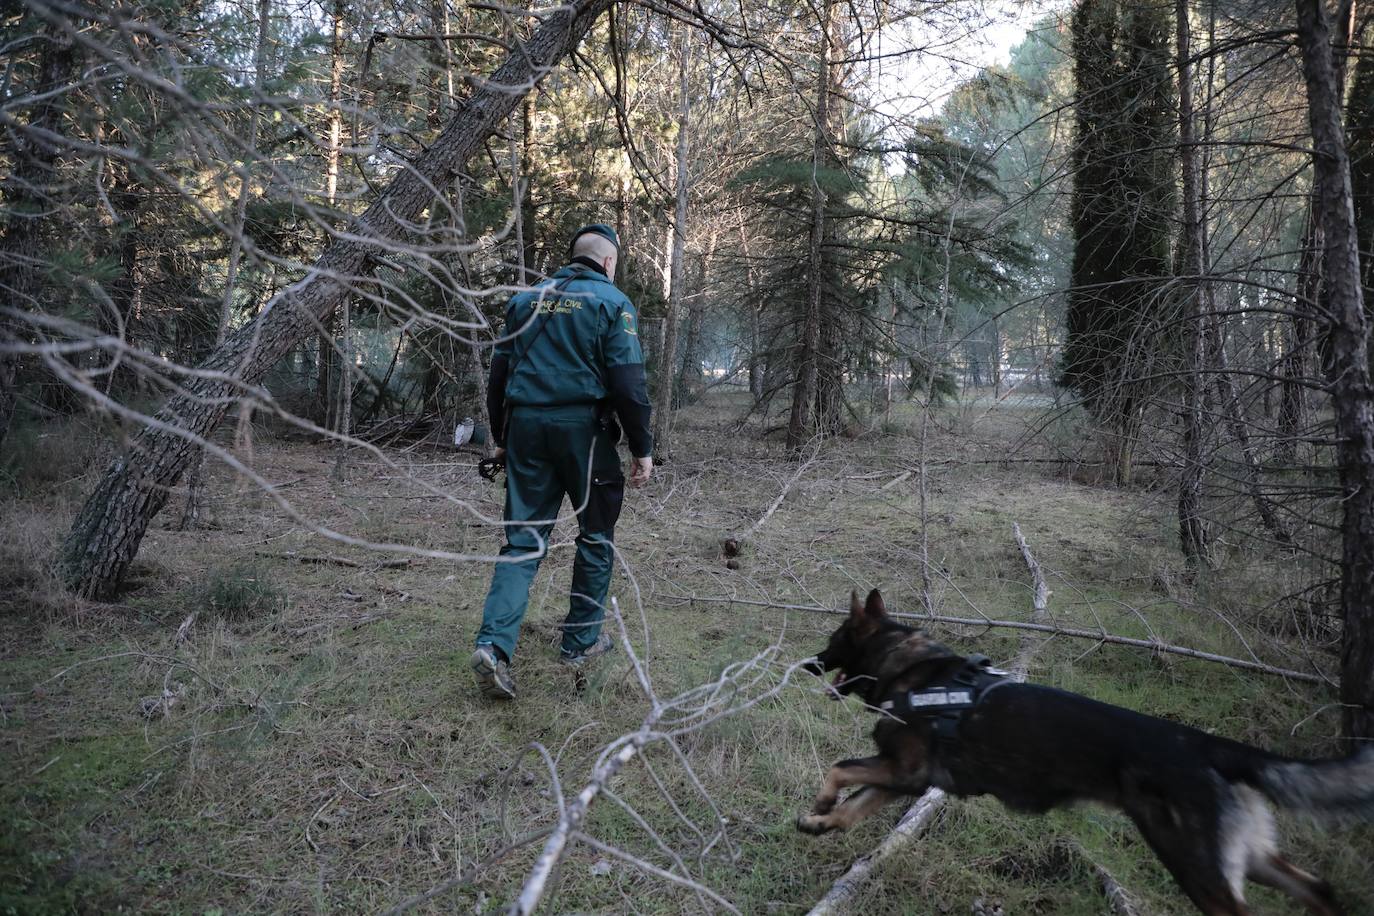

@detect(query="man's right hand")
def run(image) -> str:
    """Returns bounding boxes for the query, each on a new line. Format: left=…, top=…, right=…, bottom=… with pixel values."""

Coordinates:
left=628, top=456, right=653, bottom=488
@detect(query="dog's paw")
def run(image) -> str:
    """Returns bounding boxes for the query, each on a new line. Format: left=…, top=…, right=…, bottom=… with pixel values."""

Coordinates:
left=795, top=813, right=836, bottom=835
left=810, top=797, right=836, bottom=816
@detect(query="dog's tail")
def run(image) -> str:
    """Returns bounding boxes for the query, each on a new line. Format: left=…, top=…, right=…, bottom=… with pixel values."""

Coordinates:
left=1247, top=746, right=1374, bottom=822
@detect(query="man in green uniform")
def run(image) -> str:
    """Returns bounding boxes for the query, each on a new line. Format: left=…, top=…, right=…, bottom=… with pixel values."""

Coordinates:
left=470, top=224, right=654, bottom=700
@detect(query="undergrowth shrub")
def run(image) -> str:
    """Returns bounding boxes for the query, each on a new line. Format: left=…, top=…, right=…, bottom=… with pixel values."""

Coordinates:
left=198, top=563, right=287, bottom=620
left=0, top=503, right=61, bottom=599
left=0, top=417, right=110, bottom=497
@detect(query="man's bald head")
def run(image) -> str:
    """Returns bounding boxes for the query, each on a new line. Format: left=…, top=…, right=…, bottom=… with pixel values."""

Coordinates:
left=572, top=230, right=619, bottom=280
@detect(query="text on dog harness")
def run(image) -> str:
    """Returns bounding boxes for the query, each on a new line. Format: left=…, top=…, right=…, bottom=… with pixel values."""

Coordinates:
left=879, top=655, right=1012, bottom=749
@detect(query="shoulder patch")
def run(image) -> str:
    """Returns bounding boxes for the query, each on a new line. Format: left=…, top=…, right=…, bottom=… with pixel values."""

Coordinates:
left=620, top=311, right=638, bottom=336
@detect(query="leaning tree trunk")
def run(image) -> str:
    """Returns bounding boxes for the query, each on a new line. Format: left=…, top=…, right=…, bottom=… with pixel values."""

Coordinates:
left=60, top=0, right=616, bottom=600
left=1295, top=0, right=1374, bottom=742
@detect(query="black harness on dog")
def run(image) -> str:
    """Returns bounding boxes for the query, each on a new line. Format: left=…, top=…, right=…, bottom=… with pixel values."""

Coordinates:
left=879, top=655, right=1012, bottom=748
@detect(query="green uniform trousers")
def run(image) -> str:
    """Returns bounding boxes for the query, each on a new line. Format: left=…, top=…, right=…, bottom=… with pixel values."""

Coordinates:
left=477, top=404, right=625, bottom=662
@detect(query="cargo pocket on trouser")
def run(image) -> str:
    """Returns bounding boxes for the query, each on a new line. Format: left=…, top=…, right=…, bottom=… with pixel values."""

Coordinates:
left=583, top=473, right=625, bottom=535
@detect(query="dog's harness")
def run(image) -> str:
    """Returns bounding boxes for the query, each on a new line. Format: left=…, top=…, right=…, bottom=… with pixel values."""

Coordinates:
left=879, top=655, right=1012, bottom=747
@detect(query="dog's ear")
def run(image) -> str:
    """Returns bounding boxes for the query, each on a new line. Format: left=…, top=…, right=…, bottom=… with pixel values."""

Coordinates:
left=864, top=589, right=887, bottom=618
left=849, top=590, right=865, bottom=619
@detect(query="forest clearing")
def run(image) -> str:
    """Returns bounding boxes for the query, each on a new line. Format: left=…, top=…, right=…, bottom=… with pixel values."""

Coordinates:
left=4, top=0, right=1374, bottom=912
left=3, top=393, right=1369, bottom=914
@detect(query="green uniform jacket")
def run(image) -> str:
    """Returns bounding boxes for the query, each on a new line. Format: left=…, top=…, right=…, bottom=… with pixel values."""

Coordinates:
left=486, top=258, right=653, bottom=457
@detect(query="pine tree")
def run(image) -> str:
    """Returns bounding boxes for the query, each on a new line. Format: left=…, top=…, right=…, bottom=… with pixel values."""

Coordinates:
left=1061, top=0, right=1176, bottom=484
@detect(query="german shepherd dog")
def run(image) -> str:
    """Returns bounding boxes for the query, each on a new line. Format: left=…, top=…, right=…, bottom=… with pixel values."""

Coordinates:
left=799, top=590, right=1374, bottom=916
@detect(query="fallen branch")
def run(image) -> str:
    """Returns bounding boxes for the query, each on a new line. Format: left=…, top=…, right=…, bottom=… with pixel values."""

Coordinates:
left=1062, top=840, right=1140, bottom=916
left=497, top=595, right=806, bottom=913
left=1014, top=530, right=1143, bottom=912
left=509, top=734, right=651, bottom=915
left=663, top=595, right=1326, bottom=684
left=804, top=790, right=948, bottom=915
left=878, top=470, right=912, bottom=492
left=253, top=550, right=411, bottom=569
left=740, top=441, right=819, bottom=541
left=1010, top=522, right=1049, bottom=671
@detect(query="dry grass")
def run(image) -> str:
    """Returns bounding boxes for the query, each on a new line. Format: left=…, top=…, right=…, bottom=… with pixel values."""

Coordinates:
left=1, top=392, right=1370, bottom=914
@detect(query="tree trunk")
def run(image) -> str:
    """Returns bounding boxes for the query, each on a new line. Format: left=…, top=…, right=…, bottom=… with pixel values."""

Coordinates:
left=1209, top=297, right=1294, bottom=545
left=991, top=320, right=1002, bottom=396
left=1176, top=0, right=1210, bottom=570
left=787, top=0, right=836, bottom=454
left=1295, top=0, right=1374, bottom=742
left=331, top=295, right=353, bottom=480
left=1349, top=23, right=1374, bottom=342
left=316, top=0, right=348, bottom=427
left=651, top=26, right=692, bottom=460
left=59, top=0, right=616, bottom=600
left=181, top=0, right=272, bottom=529
left=675, top=230, right=716, bottom=406
left=738, top=214, right=765, bottom=400
left=522, top=96, right=538, bottom=276
left=427, top=0, right=449, bottom=128
left=0, top=17, right=79, bottom=452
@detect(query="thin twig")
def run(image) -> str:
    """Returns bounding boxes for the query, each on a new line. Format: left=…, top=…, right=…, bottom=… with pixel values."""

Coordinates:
left=740, top=440, right=820, bottom=540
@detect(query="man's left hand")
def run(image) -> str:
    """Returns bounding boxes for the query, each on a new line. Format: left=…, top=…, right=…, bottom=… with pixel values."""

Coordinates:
left=629, top=456, right=653, bottom=488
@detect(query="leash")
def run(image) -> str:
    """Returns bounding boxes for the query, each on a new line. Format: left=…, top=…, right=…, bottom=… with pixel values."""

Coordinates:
left=477, top=455, right=505, bottom=482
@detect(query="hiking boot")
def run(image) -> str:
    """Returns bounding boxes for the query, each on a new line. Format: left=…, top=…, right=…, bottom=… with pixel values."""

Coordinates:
left=471, top=644, right=516, bottom=700
left=559, top=633, right=616, bottom=668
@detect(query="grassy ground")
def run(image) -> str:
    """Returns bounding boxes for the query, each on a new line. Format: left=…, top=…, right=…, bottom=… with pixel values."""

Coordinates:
left=1, top=392, right=1370, bottom=915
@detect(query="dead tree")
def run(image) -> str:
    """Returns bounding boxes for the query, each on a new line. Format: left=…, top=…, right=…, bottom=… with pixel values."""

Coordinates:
left=59, top=0, right=616, bottom=600
left=1294, top=0, right=1374, bottom=741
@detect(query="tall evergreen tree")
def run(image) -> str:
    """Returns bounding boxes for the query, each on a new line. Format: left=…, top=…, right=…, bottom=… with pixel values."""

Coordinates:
left=1061, top=0, right=1177, bottom=484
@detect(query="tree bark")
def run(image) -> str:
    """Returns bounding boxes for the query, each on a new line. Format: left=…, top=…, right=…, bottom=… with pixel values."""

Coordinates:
left=1349, top=22, right=1373, bottom=337
left=316, top=0, right=348, bottom=427
left=59, top=0, right=616, bottom=600
left=0, top=17, right=80, bottom=451
left=1176, top=0, right=1210, bottom=571
left=675, top=230, right=716, bottom=406
left=1295, top=0, right=1374, bottom=742
left=1209, top=300, right=1294, bottom=545
left=787, top=0, right=837, bottom=454
left=651, top=25, right=692, bottom=460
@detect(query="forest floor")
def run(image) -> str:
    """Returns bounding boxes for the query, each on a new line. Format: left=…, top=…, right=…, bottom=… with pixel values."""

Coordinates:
left=2, top=390, right=1371, bottom=915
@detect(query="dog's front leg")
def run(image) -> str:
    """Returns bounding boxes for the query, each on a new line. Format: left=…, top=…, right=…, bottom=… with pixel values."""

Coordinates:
left=798, top=756, right=896, bottom=833
left=798, top=786, right=904, bottom=834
